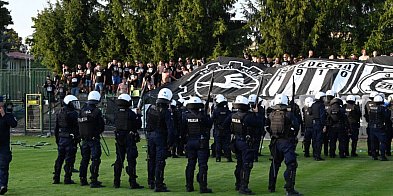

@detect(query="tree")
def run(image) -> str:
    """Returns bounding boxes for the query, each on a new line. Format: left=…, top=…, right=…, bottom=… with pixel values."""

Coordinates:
left=366, top=0, right=393, bottom=54
left=3, top=28, right=22, bottom=51
left=0, top=0, right=12, bottom=30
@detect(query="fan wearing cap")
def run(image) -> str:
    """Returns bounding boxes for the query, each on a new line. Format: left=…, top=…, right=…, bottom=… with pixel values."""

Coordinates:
left=310, top=92, right=327, bottom=161
left=222, top=95, right=263, bottom=195
left=145, top=88, right=175, bottom=192
left=364, top=91, right=379, bottom=156
left=343, top=95, right=362, bottom=157
left=53, top=95, right=80, bottom=185
left=212, top=94, right=232, bottom=163
left=248, top=94, right=266, bottom=161
left=181, top=96, right=213, bottom=193
left=113, top=94, right=144, bottom=189
left=367, top=95, right=390, bottom=161
left=301, top=97, right=314, bottom=157
left=0, top=96, right=17, bottom=195
left=77, top=91, right=105, bottom=188
left=266, top=94, right=301, bottom=195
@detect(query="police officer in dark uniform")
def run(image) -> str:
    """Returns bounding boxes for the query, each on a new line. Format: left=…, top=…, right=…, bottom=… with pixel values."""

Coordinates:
left=53, top=95, right=80, bottom=184
left=323, top=90, right=335, bottom=156
left=0, top=96, right=17, bottom=195
left=170, top=100, right=181, bottom=158
left=266, top=94, right=301, bottom=196
left=386, top=95, right=393, bottom=156
left=78, top=91, right=105, bottom=188
left=113, top=94, right=144, bottom=189
left=289, top=97, right=303, bottom=155
left=364, top=91, right=379, bottom=156
left=176, top=98, right=187, bottom=156
left=146, top=88, right=175, bottom=192
left=344, top=95, right=362, bottom=157
left=212, top=94, right=232, bottom=162
left=326, top=98, right=349, bottom=158
left=248, top=94, right=266, bottom=161
left=224, top=95, right=262, bottom=195
left=301, top=97, right=314, bottom=157
left=367, top=95, right=390, bottom=161
left=310, top=92, right=327, bottom=161
left=182, top=96, right=213, bottom=193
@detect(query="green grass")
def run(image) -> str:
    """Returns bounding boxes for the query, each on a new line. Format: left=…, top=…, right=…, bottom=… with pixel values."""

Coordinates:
left=7, top=136, right=393, bottom=195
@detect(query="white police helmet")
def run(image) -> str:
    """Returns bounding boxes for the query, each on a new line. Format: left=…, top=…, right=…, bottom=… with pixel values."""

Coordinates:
left=274, top=94, right=289, bottom=105
left=326, top=90, right=335, bottom=97
left=304, top=97, right=314, bottom=107
left=88, top=91, right=101, bottom=101
left=215, top=94, right=227, bottom=104
left=346, top=95, right=356, bottom=102
left=186, top=96, right=203, bottom=109
left=118, top=94, right=131, bottom=102
left=369, top=91, right=378, bottom=99
left=374, top=95, right=384, bottom=103
left=171, top=100, right=177, bottom=107
left=233, top=95, right=249, bottom=110
left=248, top=94, right=257, bottom=103
left=64, top=95, right=80, bottom=109
left=378, top=93, right=385, bottom=99
left=315, top=92, right=326, bottom=100
left=157, top=88, right=173, bottom=104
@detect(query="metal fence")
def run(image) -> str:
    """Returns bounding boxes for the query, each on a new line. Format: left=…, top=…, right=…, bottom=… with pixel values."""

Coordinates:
left=0, top=68, right=51, bottom=100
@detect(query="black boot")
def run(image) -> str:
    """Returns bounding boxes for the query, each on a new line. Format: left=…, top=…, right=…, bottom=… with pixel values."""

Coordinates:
left=53, top=160, right=62, bottom=184
left=126, top=166, right=144, bottom=189
left=239, top=164, right=254, bottom=195
left=155, top=161, right=169, bottom=192
left=234, top=165, right=241, bottom=191
left=64, top=163, right=75, bottom=184
left=351, top=141, right=358, bottom=157
left=185, top=165, right=194, bottom=192
left=285, top=165, right=301, bottom=196
left=113, top=163, right=121, bottom=188
left=198, top=166, right=212, bottom=193
left=0, top=186, right=7, bottom=195
left=90, top=162, right=104, bottom=188
left=80, top=177, right=89, bottom=186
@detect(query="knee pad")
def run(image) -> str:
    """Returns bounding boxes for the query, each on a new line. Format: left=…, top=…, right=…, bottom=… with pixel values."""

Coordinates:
left=199, top=164, right=208, bottom=172
left=288, top=161, right=298, bottom=170
left=244, top=162, right=253, bottom=169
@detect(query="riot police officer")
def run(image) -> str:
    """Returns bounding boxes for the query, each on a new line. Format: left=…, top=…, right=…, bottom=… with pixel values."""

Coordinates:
left=224, top=95, right=262, bottom=195
left=170, top=100, right=182, bottom=158
left=364, top=91, right=379, bottom=156
left=212, top=94, right=232, bottom=162
left=0, top=96, right=17, bottom=195
left=267, top=94, right=301, bottom=196
left=248, top=94, right=266, bottom=161
left=78, top=91, right=105, bottom=188
left=302, top=97, right=314, bottom=157
left=182, top=96, right=213, bottom=193
left=368, top=95, right=390, bottom=161
left=326, top=98, right=348, bottom=158
left=386, top=95, right=393, bottom=156
left=113, top=94, right=144, bottom=189
left=176, top=98, right=187, bottom=156
left=323, top=90, right=335, bottom=156
left=344, top=95, right=362, bottom=157
left=310, top=92, right=327, bottom=161
left=53, top=95, right=80, bottom=185
left=146, top=88, right=175, bottom=192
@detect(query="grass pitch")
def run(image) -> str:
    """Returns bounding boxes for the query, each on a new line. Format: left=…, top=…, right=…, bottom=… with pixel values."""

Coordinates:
left=7, top=136, right=393, bottom=195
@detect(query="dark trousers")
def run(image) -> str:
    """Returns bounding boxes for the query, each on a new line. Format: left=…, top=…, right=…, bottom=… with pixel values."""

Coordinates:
left=268, top=139, right=297, bottom=192
left=147, top=132, right=167, bottom=188
left=214, top=132, right=231, bottom=159
left=328, top=128, right=347, bottom=157
left=0, top=148, right=12, bottom=188
left=323, top=129, right=329, bottom=156
left=370, top=128, right=387, bottom=158
left=234, top=137, right=255, bottom=191
left=346, top=124, right=359, bottom=155
left=303, top=127, right=313, bottom=156
left=79, top=139, right=102, bottom=182
left=185, top=138, right=210, bottom=189
left=386, top=127, right=392, bottom=156
left=312, top=123, right=324, bottom=159
left=114, top=132, right=139, bottom=184
left=54, top=137, right=77, bottom=181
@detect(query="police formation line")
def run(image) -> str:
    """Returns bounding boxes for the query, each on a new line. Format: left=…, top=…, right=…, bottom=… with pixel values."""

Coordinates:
left=0, top=89, right=391, bottom=195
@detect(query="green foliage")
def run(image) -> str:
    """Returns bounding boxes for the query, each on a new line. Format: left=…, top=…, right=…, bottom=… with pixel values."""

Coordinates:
left=4, top=28, right=23, bottom=51
left=8, top=136, right=393, bottom=195
left=0, top=0, right=12, bottom=31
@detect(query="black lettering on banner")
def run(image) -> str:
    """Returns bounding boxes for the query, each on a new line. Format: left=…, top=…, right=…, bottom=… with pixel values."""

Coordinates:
left=318, top=69, right=324, bottom=75
left=340, top=71, right=348, bottom=77
left=296, top=69, right=303, bottom=75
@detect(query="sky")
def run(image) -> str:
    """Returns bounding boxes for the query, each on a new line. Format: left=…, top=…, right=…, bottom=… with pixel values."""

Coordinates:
left=5, top=0, right=248, bottom=43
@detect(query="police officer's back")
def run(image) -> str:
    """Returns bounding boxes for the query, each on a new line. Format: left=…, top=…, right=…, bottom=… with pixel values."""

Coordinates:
left=78, top=91, right=105, bottom=188
left=326, top=98, right=348, bottom=158
left=302, top=97, right=314, bottom=157
left=113, top=94, right=143, bottom=189
left=53, top=95, right=80, bottom=184
left=309, top=92, right=327, bottom=161
left=182, top=96, right=213, bottom=193
left=212, top=94, right=232, bottom=162
left=344, top=95, right=362, bottom=157
left=267, top=94, right=301, bottom=196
